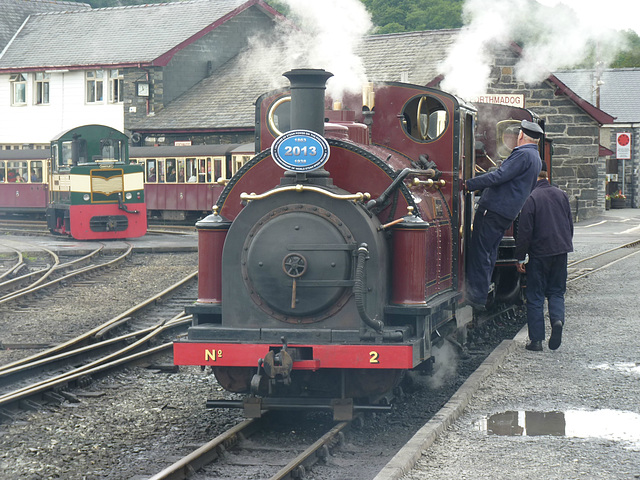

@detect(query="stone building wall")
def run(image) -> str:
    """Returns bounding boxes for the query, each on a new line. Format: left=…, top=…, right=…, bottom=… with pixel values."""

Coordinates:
left=487, top=45, right=601, bottom=221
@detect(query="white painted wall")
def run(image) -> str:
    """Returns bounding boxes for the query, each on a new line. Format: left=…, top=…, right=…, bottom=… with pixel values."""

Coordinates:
left=0, top=71, right=124, bottom=145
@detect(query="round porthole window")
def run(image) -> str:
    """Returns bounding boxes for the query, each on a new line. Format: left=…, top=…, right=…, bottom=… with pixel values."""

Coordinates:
left=402, top=95, right=448, bottom=142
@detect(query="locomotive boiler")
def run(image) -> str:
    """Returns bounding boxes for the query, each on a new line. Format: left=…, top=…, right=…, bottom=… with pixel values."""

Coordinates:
left=173, top=69, right=546, bottom=420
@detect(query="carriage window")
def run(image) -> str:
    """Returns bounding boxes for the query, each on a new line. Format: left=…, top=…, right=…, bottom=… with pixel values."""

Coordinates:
left=186, top=158, right=197, bottom=182
left=232, top=155, right=250, bottom=175
left=0, top=161, right=5, bottom=182
left=267, top=96, right=291, bottom=136
left=177, top=159, right=185, bottom=182
left=166, top=158, right=177, bottom=182
left=30, top=161, right=43, bottom=182
left=158, top=159, right=165, bottom=183
left=7, top=161, right=28, bottom=182
left=212, top=157, right=223, bottom=181
left=402, top=95, right=448, bottom=142
left=198, top=158, right=208, bottom=183
left=146, top=159, right=157, bottom=182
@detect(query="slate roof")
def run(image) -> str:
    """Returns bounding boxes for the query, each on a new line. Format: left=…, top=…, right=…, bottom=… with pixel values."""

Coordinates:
left=132, top=50, right=288, bottom=131
left=0, top=0, right=265, bottom=71
left=132, top=29, right=460, bottom=132
left=357, top=29, right=459, bottom=84
left=554, top=68, right=640, bottom=123
left=0, top=0, right=89, bottom=52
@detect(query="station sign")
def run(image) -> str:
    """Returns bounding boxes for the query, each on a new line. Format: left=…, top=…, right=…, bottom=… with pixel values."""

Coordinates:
left=471, top=94, right=525, bottom=108
left=616, top=132, right=631, bottom=160
left=271, top=129, right=330, bottom=172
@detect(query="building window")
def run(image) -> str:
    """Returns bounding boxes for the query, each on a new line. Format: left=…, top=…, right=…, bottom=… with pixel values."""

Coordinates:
left=10, top=74, right=27, bottom=106
left=34, top=72, right=50, bottom=105
left=86, top=70, right=104, bottom=103
left=109, top=69, right=123, bottom=103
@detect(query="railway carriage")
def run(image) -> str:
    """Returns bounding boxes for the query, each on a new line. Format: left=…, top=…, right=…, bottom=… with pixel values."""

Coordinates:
left=173, top=69, right=549, bottom=420
left=129, top=143, right=253, bottom=221
left=46, top=124, right=147, bottom=240
left=0, top=149, right=49, bottom=214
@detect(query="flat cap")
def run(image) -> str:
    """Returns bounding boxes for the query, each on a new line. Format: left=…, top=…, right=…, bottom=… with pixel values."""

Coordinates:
left=520, top=120, right=544, bottom=139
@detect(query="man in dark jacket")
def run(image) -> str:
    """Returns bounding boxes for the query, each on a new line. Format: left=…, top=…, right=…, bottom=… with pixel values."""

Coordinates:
left=515, top=163, right=573, bottom=351
left=464, top=120, right=543, bottom=309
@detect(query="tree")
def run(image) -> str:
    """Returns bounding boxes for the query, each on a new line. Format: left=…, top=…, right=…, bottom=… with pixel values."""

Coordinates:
left=360, top=0, right=464, bottom=33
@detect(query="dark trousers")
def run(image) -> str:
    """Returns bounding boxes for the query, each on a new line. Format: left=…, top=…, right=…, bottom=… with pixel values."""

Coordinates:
left=466, top=207, right=513, bottom=303
left=525, top=253, right=568, bottom=342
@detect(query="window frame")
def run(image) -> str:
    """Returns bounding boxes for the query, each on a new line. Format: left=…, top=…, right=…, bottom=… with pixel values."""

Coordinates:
left=34, top=72, right=50, bottom=105
left=108, top=69, right=124, bottom=104
left=86, top=70, right=104, bottom=104
left=10, top=73, right=27, bottom=106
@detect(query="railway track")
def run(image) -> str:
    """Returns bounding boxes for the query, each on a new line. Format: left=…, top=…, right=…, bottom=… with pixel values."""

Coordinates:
left=0, top=242, right=124, bottom=304
left=148, top=414, right=350, bottom=480
left=0, top=218, right=196, bottom=236
left=0, top=270, right=197, bottom=420
left=567, top=238, right=640, bottom=283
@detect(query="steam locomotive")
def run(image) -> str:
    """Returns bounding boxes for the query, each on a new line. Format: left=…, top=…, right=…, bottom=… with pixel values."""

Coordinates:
left=173, top=69, right=548, bottom=420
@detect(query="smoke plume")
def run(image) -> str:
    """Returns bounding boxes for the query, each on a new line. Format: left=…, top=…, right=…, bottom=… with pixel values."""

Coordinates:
left=242, top=0, right=372, bottom=99
left=440, top=0, right=632, bottom=99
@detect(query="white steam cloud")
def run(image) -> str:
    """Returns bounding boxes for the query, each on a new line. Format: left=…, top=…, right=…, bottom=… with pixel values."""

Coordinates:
left=242, top=0, right=372, bottom=99
left=440, top=0, right=632, bottom=99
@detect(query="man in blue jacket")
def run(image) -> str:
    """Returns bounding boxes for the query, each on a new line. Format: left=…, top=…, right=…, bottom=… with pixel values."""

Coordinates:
left=464, top=120, right=543, bottom=310
left=515, top=163, right=573, bottom=351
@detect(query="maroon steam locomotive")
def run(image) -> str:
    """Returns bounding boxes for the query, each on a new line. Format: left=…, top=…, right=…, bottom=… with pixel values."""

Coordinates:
left=173, top=69, right=548, bottom=420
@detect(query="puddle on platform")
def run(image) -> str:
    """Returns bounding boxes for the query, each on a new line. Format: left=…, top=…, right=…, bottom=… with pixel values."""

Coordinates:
left=475, top=410, right=640, bottom=449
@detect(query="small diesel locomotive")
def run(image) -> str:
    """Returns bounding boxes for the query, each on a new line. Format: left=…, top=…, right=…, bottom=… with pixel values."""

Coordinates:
left=46, top=124, right=147, bottom=240
left=174, top=69, right=547, bottom=420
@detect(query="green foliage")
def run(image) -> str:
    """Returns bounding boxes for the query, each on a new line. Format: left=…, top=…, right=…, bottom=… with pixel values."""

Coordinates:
left=361, top=0, right=464, bottom=33
left=611, top=30, right=640, bottom=68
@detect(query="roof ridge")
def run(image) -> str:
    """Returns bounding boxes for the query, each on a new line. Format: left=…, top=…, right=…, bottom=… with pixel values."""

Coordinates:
left=29, top=0, right=244, bottom=16
left=366, top=28, right=461, bottom=40
left=0, top=0, right=89, bottom=5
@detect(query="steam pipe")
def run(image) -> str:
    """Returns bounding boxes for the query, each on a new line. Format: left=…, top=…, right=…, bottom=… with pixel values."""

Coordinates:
left=354, top=244, right=384, bottom=333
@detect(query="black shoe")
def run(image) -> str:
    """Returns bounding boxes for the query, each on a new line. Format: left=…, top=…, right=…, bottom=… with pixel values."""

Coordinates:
left=549, top=321, right=563, bottom=350
left=466, top=297, right=487, bottom=311
left=525, top=340, right=543, bottom=351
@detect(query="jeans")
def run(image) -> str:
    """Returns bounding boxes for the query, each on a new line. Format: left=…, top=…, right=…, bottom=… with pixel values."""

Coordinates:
left=526, top=253, right=568, bottom=342
left=466, top=207, right=513, bottom=303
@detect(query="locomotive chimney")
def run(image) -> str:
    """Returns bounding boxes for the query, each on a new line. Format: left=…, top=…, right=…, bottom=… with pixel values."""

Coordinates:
left=283, top=69, right=333, bottom=135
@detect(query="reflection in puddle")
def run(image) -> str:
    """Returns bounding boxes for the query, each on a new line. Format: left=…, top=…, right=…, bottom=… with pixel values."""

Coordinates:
left=476, top=410, right=640, bottom=449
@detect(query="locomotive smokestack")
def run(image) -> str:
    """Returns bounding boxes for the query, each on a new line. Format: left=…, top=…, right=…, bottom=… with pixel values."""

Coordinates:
left=283, top=69, right=333, bottom=135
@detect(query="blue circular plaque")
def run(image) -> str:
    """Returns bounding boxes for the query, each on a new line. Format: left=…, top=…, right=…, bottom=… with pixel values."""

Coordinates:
left=271, top=129, right=330, bottom=172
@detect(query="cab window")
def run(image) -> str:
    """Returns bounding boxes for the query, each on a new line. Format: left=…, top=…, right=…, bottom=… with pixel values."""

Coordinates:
left=402, top=95, right=448, bottom=142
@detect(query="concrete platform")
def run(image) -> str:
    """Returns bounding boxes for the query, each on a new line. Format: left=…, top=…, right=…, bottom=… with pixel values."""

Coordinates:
left=377, top=209, right=640, bottom=480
